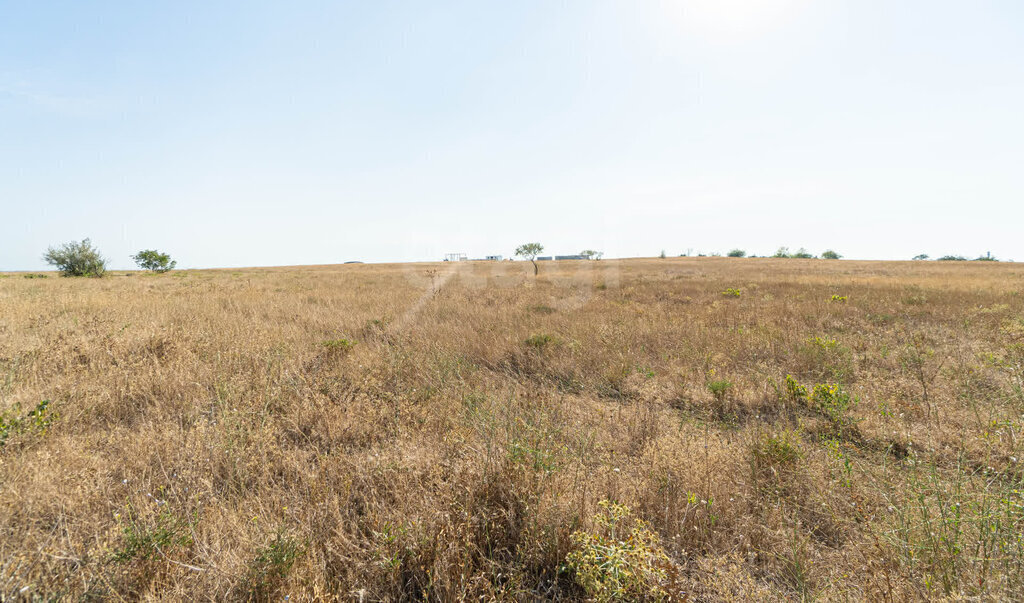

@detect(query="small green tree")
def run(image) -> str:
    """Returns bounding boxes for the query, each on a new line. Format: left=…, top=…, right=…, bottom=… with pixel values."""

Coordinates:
left=580, top=249, right=603, bottom=260
left=131, top=249, right=177, bottom=273
left=515, top=243, right=544, bottom=276
left=912, top=254, right=930, bottom=261
left=792, top=248, right=815, bottom=259
left=821, top=250, right=842, bottom=260
left=727, top=249, right=746, bottom=258
left=43, top=238, right=107, bottom=277
left=773, top=247, right=791, bottom=258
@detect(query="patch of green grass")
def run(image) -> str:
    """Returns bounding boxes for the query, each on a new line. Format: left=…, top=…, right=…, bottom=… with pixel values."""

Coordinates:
left=525, top=333, right=556, bottom=349
left=245, top=531, right=304, bottom=599
left=0, top=399, right=55, bottom=447
left=112, top=506, right=194, bottom=563
left=321, top=338, right=356, bottom=353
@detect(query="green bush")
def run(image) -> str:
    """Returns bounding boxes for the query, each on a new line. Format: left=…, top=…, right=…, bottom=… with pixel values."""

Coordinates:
left=131, top=249, right=177, bottom=273
left=721, top=288, right=742, bottom=297
left=821, top=250, right=842, bottom=260
left=727, top=249, right=746, bottom=258
left=42, top=238, right=107, bottom=277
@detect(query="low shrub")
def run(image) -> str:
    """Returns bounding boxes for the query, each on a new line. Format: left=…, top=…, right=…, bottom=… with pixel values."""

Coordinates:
left=566, top=500, right=675, bottom=601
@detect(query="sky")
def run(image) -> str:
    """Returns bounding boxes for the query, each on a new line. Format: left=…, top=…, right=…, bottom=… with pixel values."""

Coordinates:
left=2, top=0, right=1023, bottom=269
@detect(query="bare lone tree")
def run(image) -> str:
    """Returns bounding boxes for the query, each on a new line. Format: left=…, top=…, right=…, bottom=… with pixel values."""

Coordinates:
left=516, top=243, right=544, bottom=276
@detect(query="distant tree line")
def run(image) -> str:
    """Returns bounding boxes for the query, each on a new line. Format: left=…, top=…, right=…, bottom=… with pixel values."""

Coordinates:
left=681, top=247, right=842, bottom=259
left=915, top=253, right=1001, bottom=262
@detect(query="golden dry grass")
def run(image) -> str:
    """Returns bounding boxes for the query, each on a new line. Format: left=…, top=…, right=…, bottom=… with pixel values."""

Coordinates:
left=2, top=258, right=1024, bottom=601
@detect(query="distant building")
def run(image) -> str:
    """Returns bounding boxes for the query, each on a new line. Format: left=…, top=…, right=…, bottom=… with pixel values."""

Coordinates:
left=537, top=256, right=553, bottom=261
left=485, top=255, right=503, bottom=261
left=444, top=253, right=467, bottom=262
left=555, top=254, right=587, bottom=260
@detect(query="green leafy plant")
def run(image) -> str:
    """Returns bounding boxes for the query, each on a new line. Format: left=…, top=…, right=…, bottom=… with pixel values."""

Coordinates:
left=829, top=294, right=848, bottom=303
left=808, top=336, right=839, bottom=352
left=821, top=250, right=842, bottom=260
left=809, top=383, right=859, bottom=434
left=43, top=238, right=107, bottom=277
left=566, top=500, right=673, bottom=601
left=721, top=288, right=742, bottom=297
left=131, top=249, right=177, bottom=273
left=785, top=376, right=859, bottom=435
left=784, top=374, right=808, bottom=402
left=0, top=400, right=55, bottom=447
left=707, top=379, right=733, bottom=402
left=727, top=249, right=746, bottom=258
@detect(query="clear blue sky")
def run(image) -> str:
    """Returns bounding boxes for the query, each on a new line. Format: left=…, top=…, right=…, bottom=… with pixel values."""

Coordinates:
left=2, top=0, right=1023, bottom=269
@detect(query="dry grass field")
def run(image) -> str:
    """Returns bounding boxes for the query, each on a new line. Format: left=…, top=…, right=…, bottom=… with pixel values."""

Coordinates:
left=2, top=258, right=1024, bottom=601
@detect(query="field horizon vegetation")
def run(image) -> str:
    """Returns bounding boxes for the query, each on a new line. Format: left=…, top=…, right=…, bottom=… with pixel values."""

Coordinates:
left=3, top=255, right=1024, bottom=600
